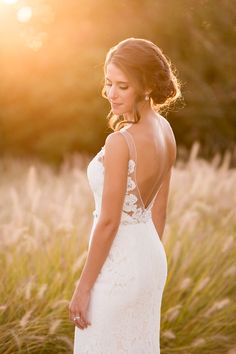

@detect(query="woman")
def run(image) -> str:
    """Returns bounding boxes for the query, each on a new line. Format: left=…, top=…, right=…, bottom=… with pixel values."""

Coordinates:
left=69, top=37, right=181, bottom=353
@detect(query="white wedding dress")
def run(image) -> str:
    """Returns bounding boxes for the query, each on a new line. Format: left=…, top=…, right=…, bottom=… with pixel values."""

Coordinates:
left=73, top=123, right=169, bottom=354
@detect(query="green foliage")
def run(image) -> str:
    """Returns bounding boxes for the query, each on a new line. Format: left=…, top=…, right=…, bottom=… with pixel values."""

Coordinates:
left=0, top=0, right=235, bottom=164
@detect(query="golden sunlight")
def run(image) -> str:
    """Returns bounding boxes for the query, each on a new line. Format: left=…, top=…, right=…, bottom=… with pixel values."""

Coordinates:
left=17, top=6, right=32, bottom=23
left=2, top=0, right=18, bottom=4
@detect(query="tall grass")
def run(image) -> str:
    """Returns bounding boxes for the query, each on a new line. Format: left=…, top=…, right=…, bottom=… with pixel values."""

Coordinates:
left=0, top=143, right=235, bottom=353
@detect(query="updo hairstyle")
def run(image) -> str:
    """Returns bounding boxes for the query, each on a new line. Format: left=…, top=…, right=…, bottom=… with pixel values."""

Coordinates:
left=101, top=38, right=182, bottom=131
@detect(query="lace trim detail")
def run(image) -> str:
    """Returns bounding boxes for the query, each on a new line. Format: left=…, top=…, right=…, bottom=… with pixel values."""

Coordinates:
left=95, top=147, right=153, bottom=225
left=122, top=159, right=153, bottom=224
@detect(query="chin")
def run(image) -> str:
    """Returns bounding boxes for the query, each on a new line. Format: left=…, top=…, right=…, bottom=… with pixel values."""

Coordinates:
left=111, top=105, right=131, bottom=117
left=112, top=108, right=124, bottom=115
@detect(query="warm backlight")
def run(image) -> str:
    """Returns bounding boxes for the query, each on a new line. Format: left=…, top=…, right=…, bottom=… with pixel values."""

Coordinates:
left=17, top=6, right=32, bottom=23
left=2, top=0, right=18, bottom=4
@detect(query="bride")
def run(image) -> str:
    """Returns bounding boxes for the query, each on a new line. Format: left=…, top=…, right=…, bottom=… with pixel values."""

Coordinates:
left=69, top=37, right=181, bottom=353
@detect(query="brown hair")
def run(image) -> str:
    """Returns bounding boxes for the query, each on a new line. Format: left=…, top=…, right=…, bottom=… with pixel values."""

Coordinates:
left=101, top=37, right=182, bottom=131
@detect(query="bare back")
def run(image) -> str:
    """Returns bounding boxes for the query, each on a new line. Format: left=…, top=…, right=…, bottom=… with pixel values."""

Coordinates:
left=119, top=115, right=176, bottom=211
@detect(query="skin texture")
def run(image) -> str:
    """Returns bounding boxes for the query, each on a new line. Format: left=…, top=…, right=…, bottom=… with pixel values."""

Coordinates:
left=68, top=63, right=176, bottom=330
left=105, top=63, right=147, bottom=116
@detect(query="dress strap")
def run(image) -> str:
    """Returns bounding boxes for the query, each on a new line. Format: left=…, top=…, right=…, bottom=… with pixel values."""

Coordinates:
left=119, top=127, right=170, bottom=211
left=119, top=129, right=137, bottom=163
left=119, top=129, right=155, bottom=210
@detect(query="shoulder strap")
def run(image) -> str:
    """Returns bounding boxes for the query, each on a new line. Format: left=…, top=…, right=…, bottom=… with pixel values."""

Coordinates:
left=119, top=129, right=137, bottom=163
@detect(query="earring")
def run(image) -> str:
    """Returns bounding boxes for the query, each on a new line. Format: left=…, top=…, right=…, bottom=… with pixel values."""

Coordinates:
left=145, top=93, right=149, bottom=101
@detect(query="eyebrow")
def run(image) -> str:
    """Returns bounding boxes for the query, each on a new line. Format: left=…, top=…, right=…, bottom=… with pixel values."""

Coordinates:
left=105, top=77, right=129, bottom=84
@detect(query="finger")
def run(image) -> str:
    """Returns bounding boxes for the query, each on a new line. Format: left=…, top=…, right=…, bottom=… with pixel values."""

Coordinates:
left=70, top=311, right=76, bottom=322
left=80, top=315, right=86, bottom=324
left=70, top=311, right=90, bottom=328
left=80, top=317, right=88, bottom=328
left=72, top=312, right=86, bottom=328
left=70, top=311, right=81, bottom=325
left=75, top=318, right=86, bottom=330
left=75, top=321, right=84, bottom=330
left=76, top=322, right=84, bottom=330
left=80, top=314, right=91, bottom=327
left=80, top=315, right=91, bottom=328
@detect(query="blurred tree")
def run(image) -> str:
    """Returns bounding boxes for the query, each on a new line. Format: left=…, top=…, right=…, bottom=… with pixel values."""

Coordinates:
left=0, top=0, right=235, bottom=164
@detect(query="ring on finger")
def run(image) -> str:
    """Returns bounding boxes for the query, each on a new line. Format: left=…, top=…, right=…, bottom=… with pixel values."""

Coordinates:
left=73, top=315, right=81, bottom=322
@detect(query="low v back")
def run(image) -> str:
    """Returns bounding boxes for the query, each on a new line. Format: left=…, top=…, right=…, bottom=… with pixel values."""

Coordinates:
left=77, top=118, right=169, bottom=354
left=119, top=118, right=172, bottom=214
left=89, top=116, right=174, bottom=225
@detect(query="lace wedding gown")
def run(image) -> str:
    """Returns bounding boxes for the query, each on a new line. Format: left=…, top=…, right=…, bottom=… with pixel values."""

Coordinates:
left=73, top=124, right=169, bottom=354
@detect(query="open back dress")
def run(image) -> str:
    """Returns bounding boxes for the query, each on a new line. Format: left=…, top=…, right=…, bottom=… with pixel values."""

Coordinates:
left=73, top=118, right=173, bottom=353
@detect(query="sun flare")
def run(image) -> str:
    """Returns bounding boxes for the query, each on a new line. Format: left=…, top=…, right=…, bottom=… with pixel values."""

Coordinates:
left=17, top=6, right=32, bottom=23
left=2, top=0, right=18, bottom=4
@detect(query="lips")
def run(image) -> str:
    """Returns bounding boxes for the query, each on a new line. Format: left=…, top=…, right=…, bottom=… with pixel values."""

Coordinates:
left=111, top=103, right=122, bottom=107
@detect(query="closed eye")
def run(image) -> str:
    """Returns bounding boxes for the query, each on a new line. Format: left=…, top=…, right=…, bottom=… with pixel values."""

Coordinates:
left=105, top=84, right=128, bottom=90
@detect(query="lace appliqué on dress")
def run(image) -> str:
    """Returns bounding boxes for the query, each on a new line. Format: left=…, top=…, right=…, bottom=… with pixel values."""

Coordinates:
left=97, top=146, right=153, bottom=226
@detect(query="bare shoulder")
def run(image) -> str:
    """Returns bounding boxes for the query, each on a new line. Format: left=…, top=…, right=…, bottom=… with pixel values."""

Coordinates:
left=104, top=130, right=129, bottom=160
left=158, top=115, right=177, bottom=163
left=158, top=115, right=175, bottom=138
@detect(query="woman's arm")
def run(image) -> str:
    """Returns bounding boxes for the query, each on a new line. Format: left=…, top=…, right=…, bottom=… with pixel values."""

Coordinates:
left=76, top=131, right=129, bottom=293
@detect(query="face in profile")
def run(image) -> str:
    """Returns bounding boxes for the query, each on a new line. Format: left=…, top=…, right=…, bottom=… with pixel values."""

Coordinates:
left=105, top=63, right=138, bottom=116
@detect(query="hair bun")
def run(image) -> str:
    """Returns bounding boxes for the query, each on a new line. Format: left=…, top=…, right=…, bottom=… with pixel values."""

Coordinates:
left=151, top=79, right=176, bottom=104
left=103, top=38, right=182, bottom=131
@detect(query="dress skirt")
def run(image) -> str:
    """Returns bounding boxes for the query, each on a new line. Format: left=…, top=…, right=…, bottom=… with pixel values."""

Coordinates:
left=73, top=216, right=168, bottom=354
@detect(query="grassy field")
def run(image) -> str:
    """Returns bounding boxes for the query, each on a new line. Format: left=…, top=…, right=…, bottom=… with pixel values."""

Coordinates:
left=0, top=142, right=235, bottom=354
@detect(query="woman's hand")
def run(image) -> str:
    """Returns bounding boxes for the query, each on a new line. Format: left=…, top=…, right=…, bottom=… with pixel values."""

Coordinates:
left=69, top=285, right=92, bottom=330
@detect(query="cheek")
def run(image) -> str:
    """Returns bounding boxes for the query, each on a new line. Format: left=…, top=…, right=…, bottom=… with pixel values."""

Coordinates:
left=123, top=90, right=136, bottom=104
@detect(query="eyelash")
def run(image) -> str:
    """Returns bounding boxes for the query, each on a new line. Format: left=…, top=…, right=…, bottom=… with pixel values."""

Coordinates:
left=105, top=84, right=128, bottom=90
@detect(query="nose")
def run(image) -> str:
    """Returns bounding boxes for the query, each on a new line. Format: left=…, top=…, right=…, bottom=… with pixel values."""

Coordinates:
left=107, top=85, right=118, bottom=101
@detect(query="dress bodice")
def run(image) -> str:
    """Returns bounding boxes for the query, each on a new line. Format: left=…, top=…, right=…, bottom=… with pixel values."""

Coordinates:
left=87, top=125, right=168, bottom=226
